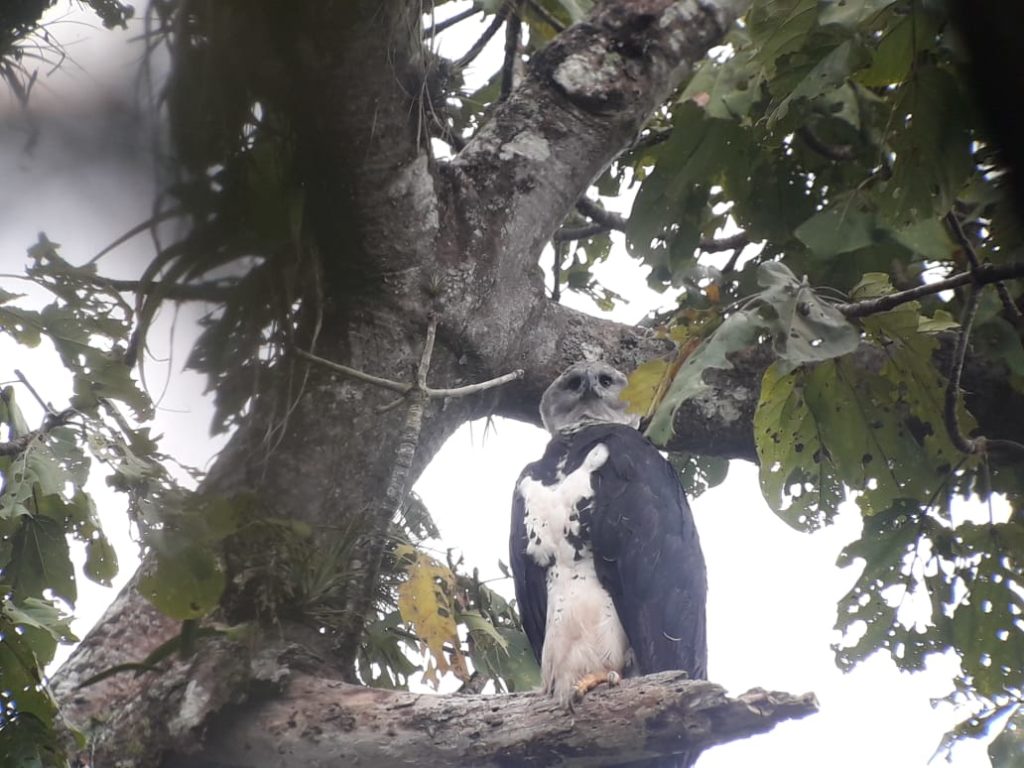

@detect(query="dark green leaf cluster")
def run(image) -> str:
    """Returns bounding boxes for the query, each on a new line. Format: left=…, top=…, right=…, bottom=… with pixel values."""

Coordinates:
left=0, top=244, right=224, bottom=764
left=0, top=1, right=132, bottom=105
left=628, top=1, right=1024, bottom=752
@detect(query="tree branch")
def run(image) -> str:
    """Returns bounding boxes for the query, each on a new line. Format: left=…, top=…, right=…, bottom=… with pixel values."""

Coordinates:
left=570, top=197, right=749, bottom=252
left=945, top=210, right=1023, bottom=322
left=171, top=669, right=818, bottom=767
left=837, top=262, right=1024, bottom=318
left=423, top=6, right=482, bottom=39
left=500, top=4, right=521, bottom=101
left=946, top=285, right=982, bottom=454
left=294, top=347, right=524, bottom=399
left=450, top=0, right=748, bottom=277
left=456, top=6, right=509, bottom=70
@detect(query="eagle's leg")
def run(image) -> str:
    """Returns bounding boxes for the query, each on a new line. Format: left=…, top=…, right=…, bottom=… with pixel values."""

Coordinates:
left=571, top=670, right=621, bottom=705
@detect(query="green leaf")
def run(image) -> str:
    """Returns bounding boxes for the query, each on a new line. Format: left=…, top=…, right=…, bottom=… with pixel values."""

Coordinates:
left=989, top=708, right=1024, bottom=768
left=84, top=535, right=118, bottom=587
left=855, top=14, right=916, bottom=87
left=767, top=40, right=871, bottom=127
left=818, top=0, right=898, bottom=29
left=747, top=0, right=818, bottom=76
left=754, top=362, right=842, bottom=530
left=645, top=311, right=762, bottom=445
left=8, top=516, right=76, bottom=607
left=884, top=64, right=972, bottom=227
left=681, top=38, right=761, bottom=121
left=891, top=217, right=957, bottom=261
left=138, top=535, right=225, bottom=621
left=669, top=453, right=730, bottom=498
left=753, top=262, right=861, bottom=367
left=467, top=620, right=541, bottom=693
left=795, top=198, right=878, bottom=256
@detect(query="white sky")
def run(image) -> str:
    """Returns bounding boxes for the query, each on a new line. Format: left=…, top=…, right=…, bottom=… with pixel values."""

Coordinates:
left=0, top=6, right=997, bottom=767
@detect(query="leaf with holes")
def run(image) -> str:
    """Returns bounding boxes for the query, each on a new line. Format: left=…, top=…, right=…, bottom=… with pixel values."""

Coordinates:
left=138, top=533, right=226, bottom=621
left=754, top=261, right=861, bottom=367
left=397, top=548, right=469, bottom=687
left=754, top=362, right=843, bottom=530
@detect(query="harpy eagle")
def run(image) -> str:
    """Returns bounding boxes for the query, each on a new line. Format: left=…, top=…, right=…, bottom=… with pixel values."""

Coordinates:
left=510, top=361, right=707, bottom=710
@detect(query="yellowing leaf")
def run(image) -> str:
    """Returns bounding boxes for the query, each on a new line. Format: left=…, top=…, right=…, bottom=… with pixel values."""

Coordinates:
left=621, top=358, right=669, bottom=417
left=397, top=551, right=468, bottom=687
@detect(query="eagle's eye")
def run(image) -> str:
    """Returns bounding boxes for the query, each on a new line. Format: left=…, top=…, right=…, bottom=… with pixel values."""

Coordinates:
left=598, top=374, right=613, bottom=387
left=565, top=375, right=583, bottom=390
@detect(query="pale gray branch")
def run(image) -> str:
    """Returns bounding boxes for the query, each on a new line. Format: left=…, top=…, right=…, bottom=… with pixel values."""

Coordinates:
left=170, top=668, right=818, bottom=768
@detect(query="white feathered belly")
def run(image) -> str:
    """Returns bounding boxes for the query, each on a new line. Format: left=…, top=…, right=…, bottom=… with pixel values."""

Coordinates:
left=517, top=443, right=631, bottom=704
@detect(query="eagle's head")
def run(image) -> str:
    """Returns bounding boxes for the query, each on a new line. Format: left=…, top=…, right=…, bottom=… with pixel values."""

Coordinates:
left=540, top=361, right=640, bottom=434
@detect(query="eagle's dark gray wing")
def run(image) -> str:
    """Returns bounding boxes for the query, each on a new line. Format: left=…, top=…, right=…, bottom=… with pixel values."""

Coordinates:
left=510, top=474, right=549, bottom=664
left=588, top=425, right=707, bottom=679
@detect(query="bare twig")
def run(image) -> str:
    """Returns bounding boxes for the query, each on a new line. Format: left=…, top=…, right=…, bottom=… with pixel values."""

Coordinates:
left=552, top=240, right=566, bottom=302
left=295, top=349, right=412, bottom=394
left=573, top=196, right=749, bottom=253
left=455, top=6, right=508, bottom=70
left=0, top=375, right=75, bottom=456
left=575, top=197, right=625, bottom=230
left=295, top=347, right=524, bottom=400
left=429, top=370, right=524, bottom=397
left=335, top=317, right=438, bottom=666
left=423, top=6, right=482, bottom=39
left=86, top=209, right=182, bottom=265
left=14, top=368, right=52, bottom=413
left=500, top=4, right=521, bottom=101
left=945, top=285, right=982, bottom=455
left=101, top=278, right=232, bottom=302
left=837, top=262, right=1024, bottom=318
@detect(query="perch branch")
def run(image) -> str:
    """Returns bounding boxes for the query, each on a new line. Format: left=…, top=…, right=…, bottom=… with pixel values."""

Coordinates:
left=169, top=670, right=818, bottom=768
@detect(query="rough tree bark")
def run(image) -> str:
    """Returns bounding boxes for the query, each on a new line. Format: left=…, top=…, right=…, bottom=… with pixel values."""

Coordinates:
left=45, top=0, right=1020, bottom=764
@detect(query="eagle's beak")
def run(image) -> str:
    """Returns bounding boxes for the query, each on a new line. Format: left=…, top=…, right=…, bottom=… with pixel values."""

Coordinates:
left=580, top=373, right=601, bottom=400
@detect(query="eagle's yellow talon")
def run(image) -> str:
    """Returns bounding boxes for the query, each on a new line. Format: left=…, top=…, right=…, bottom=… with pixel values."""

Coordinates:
left=573, top=670, right=620, bottom=704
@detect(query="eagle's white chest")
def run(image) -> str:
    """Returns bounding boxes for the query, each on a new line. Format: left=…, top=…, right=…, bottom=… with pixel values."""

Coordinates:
left=517, top=443, right=631, bottom=704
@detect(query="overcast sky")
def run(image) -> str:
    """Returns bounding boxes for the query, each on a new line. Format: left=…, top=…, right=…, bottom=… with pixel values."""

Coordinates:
left=0, top=6, right=998, bottom=766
